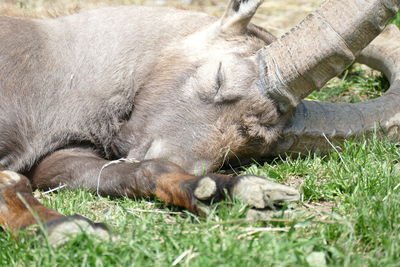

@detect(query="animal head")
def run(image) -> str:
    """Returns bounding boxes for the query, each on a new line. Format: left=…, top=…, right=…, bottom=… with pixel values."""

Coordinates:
left=122, top=0, right=282, bottom=173
left=123, top=0, right=399, bottom=174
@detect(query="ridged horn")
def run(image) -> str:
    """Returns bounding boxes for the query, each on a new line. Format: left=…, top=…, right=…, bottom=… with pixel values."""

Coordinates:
left=257, top=0, right=399, bottom=113
left=272, top=24, right=400, bottom=156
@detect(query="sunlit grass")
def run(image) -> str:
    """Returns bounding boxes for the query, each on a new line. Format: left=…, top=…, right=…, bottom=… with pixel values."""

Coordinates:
left=1, top=136, right=399, bottom=266
left=308, top=64, right=389, bottom=102
left=391, top=11, right=400, bottom=26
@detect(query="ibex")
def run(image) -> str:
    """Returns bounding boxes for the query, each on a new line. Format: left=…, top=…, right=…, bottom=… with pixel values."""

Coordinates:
left=0, top=0, right=399, bottom=244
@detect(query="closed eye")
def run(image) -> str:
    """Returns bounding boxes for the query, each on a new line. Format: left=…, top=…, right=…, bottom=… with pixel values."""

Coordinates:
left=215, top=62, right=224, bottom=93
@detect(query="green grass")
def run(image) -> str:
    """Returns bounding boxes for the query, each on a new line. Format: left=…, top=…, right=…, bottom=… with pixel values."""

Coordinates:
left=391, top=11, right=400, bottom=26
left=1, top=137, right=399, bottom=266
left=308, top=64, right=389, bottom=103
left=1, top=9, right=400, bottom=267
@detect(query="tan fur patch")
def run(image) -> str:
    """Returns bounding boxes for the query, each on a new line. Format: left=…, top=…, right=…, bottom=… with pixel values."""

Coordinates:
left=0, top=171, right=21, bottom=186
left=194, top=177, right=217, bottom=200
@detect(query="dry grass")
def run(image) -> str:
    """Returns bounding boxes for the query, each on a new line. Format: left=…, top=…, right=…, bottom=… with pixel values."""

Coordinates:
left=0, top=0, right=323, bottom=35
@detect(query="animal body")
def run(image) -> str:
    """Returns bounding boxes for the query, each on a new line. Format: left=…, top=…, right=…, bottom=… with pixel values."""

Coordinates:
left=0, top=0, right=399, bottom=243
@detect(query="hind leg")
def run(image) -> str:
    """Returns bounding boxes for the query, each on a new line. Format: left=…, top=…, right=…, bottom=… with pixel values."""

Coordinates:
left=0, top=170, right=109, bottom=245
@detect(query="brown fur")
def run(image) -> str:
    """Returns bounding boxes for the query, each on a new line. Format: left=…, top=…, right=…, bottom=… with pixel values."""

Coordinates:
left=155, top=173, right=198, bottom=213
left=0, top=172, right=63, bottom=230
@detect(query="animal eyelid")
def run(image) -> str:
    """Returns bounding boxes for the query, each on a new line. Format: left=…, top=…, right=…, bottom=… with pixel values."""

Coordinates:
left=215, top=62, right=224, bottom=93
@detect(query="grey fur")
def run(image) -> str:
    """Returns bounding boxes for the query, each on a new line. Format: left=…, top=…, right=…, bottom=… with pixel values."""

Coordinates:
left=0, top=6, right=278, bottom=173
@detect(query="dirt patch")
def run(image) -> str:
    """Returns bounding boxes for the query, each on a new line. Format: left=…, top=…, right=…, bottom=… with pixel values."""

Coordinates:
left=254, top=0, right=323, bottom=35
left=0, top=0, right=323, bottom=35
left=285, top=175, right=305, bottom=191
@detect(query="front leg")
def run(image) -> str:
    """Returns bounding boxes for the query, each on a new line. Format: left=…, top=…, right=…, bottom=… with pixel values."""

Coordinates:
left=32, top=148, right=300, bottom=214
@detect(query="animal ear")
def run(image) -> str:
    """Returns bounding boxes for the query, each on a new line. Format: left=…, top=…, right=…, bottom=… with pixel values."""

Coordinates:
left=220, top=0, right=263, bottom=35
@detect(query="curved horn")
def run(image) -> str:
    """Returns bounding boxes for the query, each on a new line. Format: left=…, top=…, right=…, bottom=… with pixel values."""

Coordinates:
left=272, top=24, right=400, bottom=156
left=257, top=0, right=399, bottom=113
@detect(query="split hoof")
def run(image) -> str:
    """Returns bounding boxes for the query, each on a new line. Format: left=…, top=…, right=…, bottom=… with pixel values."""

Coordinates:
left=232, top=175, right=300, bottom=209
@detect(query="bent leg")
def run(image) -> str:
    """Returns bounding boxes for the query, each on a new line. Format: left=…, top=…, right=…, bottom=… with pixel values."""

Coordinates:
left=31, top=148, right=300, bottom=214
left=0, top=170, right=109, bottom=245
left=0, top=170, right=63, bottom=230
